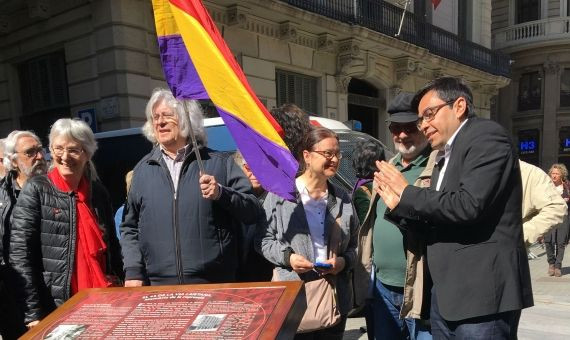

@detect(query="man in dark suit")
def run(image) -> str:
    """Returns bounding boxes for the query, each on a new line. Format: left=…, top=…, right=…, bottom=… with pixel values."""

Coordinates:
left=374, top=77, right=533, bottom=339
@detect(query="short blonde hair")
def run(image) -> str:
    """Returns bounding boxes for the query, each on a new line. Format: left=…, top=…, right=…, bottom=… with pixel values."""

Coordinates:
left=549, top=163, right=568, bottom=182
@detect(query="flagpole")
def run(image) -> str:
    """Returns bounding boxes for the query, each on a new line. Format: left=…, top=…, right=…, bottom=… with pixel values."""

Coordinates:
left=182, top=100, right=206, bottom=174
left=395, top=0, right=411, bottom=37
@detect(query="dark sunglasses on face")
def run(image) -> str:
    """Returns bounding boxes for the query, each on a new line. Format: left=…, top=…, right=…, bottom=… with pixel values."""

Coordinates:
left=19, top=145, right=43, bottom=158
left=389, top=123, right=418, bottom=135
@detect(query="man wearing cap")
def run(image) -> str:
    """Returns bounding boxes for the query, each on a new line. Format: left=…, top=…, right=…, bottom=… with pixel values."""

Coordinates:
left=360, top=92, right=435, bottom=339
left=375, top=77, right=532, bottom=339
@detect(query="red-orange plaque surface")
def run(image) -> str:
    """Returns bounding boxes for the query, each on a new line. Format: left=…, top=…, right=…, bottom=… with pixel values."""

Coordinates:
left=21, top=281, right=305, bottom=340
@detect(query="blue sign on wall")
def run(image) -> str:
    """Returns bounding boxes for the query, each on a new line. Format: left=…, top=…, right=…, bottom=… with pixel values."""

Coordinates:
left=77, top=108, right=97, bottom=132
left=517, top=129, right=539, bottom=158
left=519, top=140, right=537, bottom=154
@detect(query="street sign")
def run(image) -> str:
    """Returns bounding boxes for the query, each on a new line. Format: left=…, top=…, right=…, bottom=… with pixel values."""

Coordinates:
left=76, top=108, right=97, bottom=132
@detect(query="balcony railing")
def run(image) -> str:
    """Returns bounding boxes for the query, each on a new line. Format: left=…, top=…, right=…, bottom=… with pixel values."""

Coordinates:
left=280, top=0, right=510, bottom=77
left=493, top=17, right=570, bottom=50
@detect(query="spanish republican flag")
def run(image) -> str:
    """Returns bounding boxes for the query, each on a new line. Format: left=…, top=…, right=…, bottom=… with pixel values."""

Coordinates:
left=151, top=0, right=298, bottom=200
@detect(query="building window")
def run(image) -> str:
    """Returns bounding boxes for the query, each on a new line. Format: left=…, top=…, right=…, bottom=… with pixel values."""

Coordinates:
left=518, top=72, right=541, bottom=111
left=516, top=0, right=540, bottom=24
left=19, top=51, right=69, bottom=115
left=276, top=70, right=318, bottom=115
left=561, top=69, right=570, bottom=108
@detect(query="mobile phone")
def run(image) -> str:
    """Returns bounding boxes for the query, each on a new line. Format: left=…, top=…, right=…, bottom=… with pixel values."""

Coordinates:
left=314, top=261, right=332, bottom=270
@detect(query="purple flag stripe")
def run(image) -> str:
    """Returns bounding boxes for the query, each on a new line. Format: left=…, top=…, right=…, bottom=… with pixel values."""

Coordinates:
left=157, top=35, right=209, bottom=100
left=217, top=107, right=298, bottom=201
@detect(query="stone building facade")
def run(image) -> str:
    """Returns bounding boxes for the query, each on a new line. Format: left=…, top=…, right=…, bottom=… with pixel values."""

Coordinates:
left=0, top=0, right=509, bottom=147
left=493, top=0, right=570, bottom=168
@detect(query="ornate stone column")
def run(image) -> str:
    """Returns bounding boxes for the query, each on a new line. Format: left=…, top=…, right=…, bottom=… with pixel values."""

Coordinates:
left=542, top=59, right=561, bottom=167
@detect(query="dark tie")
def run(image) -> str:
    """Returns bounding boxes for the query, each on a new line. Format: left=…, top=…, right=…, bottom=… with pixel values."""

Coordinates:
left=430, top=157, right=445, bottom=190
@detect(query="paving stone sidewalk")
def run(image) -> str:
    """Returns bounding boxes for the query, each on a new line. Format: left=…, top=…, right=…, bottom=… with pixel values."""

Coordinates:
left=343, top=243, right=570, bottom=340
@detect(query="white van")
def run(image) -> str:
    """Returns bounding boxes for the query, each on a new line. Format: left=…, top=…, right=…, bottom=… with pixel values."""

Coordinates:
left=93, top=117, right=392, bottom=208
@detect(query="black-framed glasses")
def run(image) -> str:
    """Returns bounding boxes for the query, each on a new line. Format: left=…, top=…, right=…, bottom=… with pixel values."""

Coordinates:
left=311, top=150, right=342, bottom=160
left=389, top=123, right=419, bottom=135
left=18, top=145, right=43, bottom=158
left=417, top=99, right=456, bottom=127
left=51, top=146, right=84, bottom=158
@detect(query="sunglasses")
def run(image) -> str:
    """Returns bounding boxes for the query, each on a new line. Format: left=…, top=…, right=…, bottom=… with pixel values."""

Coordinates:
left=389, top=123, right=419, bottom=135
left=18, top=145, right=43, bottom=158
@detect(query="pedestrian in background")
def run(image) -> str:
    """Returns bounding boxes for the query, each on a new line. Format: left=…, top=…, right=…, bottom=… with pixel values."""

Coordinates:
left=351, top=139, right=385, bottom=223
left=233, top=151, right=273, bottom=282
left=10, top=119, right=123, bottom=329
left=545, top=163, right=570, bottom=277
left=1, top=130, right=47, bottom=339
left=113, top=170, right=134, bottom=239
left=270, top=103, right=313, bottom=162
left=519, top=160, right=567, bottom=247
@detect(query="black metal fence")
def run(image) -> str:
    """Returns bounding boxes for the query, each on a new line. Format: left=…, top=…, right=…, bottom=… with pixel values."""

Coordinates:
left=280, top=0, right=510, bottom=77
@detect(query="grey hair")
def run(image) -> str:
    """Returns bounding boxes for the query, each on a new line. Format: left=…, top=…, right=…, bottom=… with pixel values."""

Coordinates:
left=3, top=130, right=42, bottom=171
left=233, top=150, right=246, bottom=167
left=142, top=88, right=207, bottom=146
left=49, top=118, right=98, bottom=181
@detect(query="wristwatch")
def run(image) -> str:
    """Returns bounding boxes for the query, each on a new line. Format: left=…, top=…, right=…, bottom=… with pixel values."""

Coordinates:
left=283, top=247, right=295, bottom=267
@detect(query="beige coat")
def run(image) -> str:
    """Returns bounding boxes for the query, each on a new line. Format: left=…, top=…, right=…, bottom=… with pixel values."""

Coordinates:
left=519, top=160, right=567, bottom=244
left=353, top=150, right=438, bottom=319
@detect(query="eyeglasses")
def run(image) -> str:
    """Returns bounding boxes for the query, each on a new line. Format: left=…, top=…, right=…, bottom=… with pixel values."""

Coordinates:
left=51, top=146, right=84, bottom=158
left=152, top=111, right=176, bottom=122
left=18, top=145, right=43, bottom=158
left=389, top=123, right=418, bottom=135
left=312, top=150, right=342, bottom=160
left=417, top=99, right=456, bottom=127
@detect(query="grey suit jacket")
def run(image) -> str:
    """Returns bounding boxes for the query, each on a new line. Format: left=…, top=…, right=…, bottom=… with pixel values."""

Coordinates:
left=257, top=182, right=358, bottom=315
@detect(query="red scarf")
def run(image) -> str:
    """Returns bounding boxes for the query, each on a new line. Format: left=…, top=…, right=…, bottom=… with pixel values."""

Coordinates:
left=48, top=168, right=111, bottom=294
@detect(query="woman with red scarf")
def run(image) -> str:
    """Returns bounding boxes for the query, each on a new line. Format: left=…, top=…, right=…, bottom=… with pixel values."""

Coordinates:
left=9, top=118, right=123, bottom=329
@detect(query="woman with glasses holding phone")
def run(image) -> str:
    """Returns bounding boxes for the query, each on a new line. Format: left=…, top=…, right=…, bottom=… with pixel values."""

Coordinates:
left=9, top=118, right=123, bottom=329
left=258, top=127, right=358, bottom=339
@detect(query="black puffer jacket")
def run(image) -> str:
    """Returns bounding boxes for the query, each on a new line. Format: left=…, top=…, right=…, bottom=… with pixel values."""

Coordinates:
left=9, top=174, right=123, bottom=323
left=0, top=171, right=18, bottom=266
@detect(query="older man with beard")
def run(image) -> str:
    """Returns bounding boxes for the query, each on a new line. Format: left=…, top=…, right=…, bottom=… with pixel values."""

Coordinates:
left=361, top=93, right=435, bottom=340
left=0, top=130, right=46, bottom=339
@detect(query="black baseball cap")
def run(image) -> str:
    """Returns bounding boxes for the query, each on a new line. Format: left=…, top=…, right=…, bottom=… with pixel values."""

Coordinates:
left=386, top=92, right=419, bottom=124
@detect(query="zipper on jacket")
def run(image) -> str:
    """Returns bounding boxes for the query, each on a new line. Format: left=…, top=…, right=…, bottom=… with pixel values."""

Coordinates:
left=159, top=161, right=184, bottom=285
left=173, top=189, right=183, bottom=284
left=65, top=192, right=77, bottom=301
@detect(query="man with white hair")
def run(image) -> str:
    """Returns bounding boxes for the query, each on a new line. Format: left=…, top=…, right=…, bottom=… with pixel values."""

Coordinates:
left=120, top=88, right=259, bottom=286
left=0, top=130, right=46, bottom=339
left=358, top=93, right=434, bottom=339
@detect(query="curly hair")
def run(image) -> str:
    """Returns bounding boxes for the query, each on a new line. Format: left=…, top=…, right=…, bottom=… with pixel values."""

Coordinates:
left=549, top=163, right=568, bottom=182
left=352, top=140, right=386, bottom=179
left=270, top=104, right=313, bottom=161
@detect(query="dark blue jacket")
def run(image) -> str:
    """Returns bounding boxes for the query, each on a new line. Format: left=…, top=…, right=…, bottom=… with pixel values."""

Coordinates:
left=120, top=146, right=259, bottom=285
